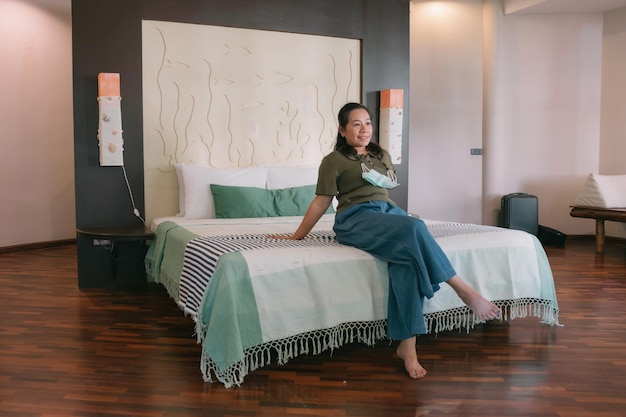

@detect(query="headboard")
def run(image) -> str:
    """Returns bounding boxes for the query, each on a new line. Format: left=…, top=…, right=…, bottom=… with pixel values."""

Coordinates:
left=142, top=21, right=361, bottom=224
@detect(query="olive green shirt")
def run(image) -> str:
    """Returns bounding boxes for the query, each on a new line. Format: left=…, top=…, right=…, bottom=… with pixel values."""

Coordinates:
left=316, top=150, right=396, bottom=212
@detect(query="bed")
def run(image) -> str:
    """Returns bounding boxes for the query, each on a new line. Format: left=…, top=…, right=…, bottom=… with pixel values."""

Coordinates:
left=144, top=164, right=560, bottom=388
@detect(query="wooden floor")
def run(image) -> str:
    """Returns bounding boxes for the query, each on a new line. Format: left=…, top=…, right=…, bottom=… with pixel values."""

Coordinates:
left=1, top=239, right=625, bottom=417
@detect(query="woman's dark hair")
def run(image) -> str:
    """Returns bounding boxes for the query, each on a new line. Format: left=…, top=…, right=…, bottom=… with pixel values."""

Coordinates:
left=335, top=102, right=383, bottom=158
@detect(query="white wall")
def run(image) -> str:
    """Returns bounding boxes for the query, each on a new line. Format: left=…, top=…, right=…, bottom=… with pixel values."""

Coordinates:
left=600, top=7, right=626, bottom=238
left=409, top=0, right=485, bottom=224
left=483, top=0, right=604, bottom=234
left=2, top=0, right=625, bottom=248
left=0, top=0, right=74, bottom=247
left=409, top=0, right=623, bottom=239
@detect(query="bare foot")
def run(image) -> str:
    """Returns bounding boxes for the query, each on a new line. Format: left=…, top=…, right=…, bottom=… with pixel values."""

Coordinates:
left=396, top=337, right=427, bottom=379
left=446, top=276, right=501, bottom=321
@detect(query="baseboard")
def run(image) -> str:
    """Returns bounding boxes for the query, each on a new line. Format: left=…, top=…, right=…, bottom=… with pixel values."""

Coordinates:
left=0, top=239, right=76, bottom=254
left=605, top=236, right=626, bottom=245
left=565, top=235, right=626, bottom=244
left=564, top=235, right=595, bottom=241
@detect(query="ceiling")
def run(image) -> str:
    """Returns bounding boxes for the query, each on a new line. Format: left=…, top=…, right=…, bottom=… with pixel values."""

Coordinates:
left=504, top=0, right=626, bottom=14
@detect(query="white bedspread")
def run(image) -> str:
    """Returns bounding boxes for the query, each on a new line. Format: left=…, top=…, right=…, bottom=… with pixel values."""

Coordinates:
left=146, top=214, right=560, bottom=388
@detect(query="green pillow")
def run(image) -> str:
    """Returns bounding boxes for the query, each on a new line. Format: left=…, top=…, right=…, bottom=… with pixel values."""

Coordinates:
left=210, top=184, right=334, bottom=219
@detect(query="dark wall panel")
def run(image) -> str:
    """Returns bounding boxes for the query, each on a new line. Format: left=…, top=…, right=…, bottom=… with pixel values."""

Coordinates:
left=362, top=0, right=410, bottom=206
left=72, top=0, right=409, bottom=286
left=73, top=0, right=143, bottom=228
left=142, top=0, right=364, bottom=39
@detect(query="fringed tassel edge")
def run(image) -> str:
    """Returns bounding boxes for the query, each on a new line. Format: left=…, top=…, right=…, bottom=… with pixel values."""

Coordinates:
left=144, top=259, right=184, bottom=313
left=198, top=298, right=560, bottom=388
left=424, top=297, right=561, bottom=334
left=145, top=260, right=201, bottom=326
left=200, top=319, right=388, bottom=389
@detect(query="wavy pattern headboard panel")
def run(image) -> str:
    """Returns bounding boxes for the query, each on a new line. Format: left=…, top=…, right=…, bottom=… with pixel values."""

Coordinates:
left=142, top=21, right=361, bottom=224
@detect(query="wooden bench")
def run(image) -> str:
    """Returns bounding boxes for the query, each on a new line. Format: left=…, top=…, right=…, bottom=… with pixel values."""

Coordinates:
left=569, top=206, right=626, bottom=253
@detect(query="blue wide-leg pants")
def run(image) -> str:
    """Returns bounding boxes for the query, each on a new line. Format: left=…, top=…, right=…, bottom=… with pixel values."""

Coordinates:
left=333, top=201, right=456, bottom=339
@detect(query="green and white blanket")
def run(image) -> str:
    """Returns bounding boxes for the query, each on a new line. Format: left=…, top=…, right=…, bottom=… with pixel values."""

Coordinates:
left=145, top=214, right=560, bottom=388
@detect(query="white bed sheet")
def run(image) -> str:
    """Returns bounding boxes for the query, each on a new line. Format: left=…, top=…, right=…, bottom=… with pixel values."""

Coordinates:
left=150, top=214, right=556, bottom=320
left=146, top=214, right=560, bottom=387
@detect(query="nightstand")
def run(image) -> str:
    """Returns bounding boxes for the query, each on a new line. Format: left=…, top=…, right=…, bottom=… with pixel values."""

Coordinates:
left=76, top=225, right=154, bottom=242
left=76, top=225, right=154, bottom=289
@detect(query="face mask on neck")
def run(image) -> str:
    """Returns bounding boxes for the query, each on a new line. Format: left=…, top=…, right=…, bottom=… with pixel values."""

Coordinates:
left=361, top=163, right=399, bottom=189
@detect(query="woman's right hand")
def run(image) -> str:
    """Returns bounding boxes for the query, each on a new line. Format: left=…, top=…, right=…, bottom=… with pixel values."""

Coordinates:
left=266, top=234, right=299, bottom=240
left=266, top=195, right=333, bottom=241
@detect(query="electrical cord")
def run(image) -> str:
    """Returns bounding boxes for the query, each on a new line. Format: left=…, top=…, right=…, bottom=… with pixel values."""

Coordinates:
left=122, top=164, right=146, bottom=225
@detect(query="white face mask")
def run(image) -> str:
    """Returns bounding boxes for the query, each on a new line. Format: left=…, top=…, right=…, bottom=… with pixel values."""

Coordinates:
left=361, top=163, right=399, bottom=189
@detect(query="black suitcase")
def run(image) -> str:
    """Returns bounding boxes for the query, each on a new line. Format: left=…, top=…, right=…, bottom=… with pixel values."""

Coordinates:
left=499, top=193, right=538, bottom=236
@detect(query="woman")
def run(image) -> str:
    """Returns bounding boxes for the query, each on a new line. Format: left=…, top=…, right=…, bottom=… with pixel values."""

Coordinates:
left=272, top=102, right=500, bottom=379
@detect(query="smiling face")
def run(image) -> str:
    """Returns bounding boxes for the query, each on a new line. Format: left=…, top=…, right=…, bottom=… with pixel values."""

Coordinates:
left=339, top=108, right=372, bottom=155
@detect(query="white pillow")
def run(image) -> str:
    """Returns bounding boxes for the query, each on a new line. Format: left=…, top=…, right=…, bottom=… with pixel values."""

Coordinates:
left=573, top=173, right=626, bottom=208
left=266, top=165, right=320, bottom=189
left=180, top=164, right=269, bottom=219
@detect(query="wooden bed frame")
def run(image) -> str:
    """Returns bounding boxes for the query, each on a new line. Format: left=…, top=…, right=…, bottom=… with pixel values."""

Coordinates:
left=569, top=206, right=626, bottom=253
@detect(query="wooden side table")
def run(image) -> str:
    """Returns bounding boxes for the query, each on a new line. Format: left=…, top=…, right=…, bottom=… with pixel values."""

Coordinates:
left=76, top=225, right=154, bottom=242
left=76, top=225, right=154, bottom=288
left=569, top=206, right=626, bottom=253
